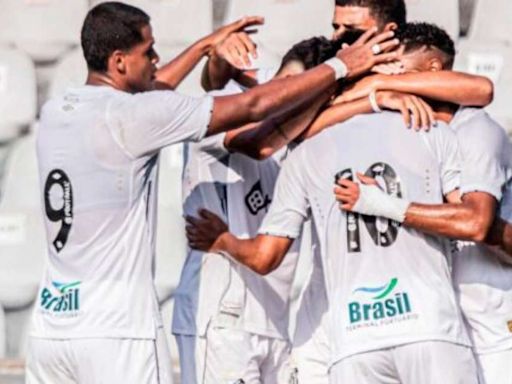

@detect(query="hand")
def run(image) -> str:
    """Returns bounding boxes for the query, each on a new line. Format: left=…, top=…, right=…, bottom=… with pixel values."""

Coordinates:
left=331, top=75, right=382, bottom=105
left=334, top=173, right=378, bottom=211
left=185, top=209, right=228, bottom=252
left=376, top=91, right=435, bottom=130
left=207, top=16, right=264, bottom=69
left=336, top=28, right=400, bottom=79
left=372, top=61, right=405, bottom=75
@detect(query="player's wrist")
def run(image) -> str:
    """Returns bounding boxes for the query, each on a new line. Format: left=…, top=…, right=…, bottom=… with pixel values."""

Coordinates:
left=353, top=184, right=410, bottom=223
left=324, top=58, right=348, bottom=80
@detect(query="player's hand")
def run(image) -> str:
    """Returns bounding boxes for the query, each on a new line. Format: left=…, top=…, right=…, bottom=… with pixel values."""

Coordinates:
left=336, top=28, right=400, bottom=79
left=207, top=16, right=264, bottom=69
left=334, top=173, right=378, bottom=211
left=377, top=91, right=435, bottom=130
left=372, top=61, right=405, bottom=75
left=186, top=209, right=228, bottom=252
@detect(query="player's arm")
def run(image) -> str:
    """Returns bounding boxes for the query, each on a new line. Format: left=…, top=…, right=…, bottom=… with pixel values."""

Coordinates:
left=299, top=90, right=435, bottom=141
left=337, top=72, right=494, bottom=107
left=335, top=174, right=497, bottom=242
left=186, top=210, right=293, bottom=275
left=223, top=86, right=334, bottom=159
left=154, top=17, right=264, bottom=90
left=207, top=29, right=400, bottom=136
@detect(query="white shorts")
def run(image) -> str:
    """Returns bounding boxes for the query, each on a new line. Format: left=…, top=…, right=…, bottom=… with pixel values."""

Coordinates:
left=477, top=349, right=512, bottom=384
left=26, top=327, right=173, bottom=384
left=330, top=341, right=479, bottom=384
left=290, top=277, right=329, bottom=384
left=176, top=326, right=292, bottom=384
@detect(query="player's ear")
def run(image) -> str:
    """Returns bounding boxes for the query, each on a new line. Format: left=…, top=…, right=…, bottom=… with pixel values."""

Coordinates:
left=383, top=22, right=398, bottom=32
left=428, top=57, right=443, bottom=72
left=110, top=50, right=127, bottom=74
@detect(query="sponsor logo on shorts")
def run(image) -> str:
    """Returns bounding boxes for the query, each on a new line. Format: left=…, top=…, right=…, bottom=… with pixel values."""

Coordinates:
left=347, top=278, right=418, bottom=331
left=40, top=281, right=81, bottom=315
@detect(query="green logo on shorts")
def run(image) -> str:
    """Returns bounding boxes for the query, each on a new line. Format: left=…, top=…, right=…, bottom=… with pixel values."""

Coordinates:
left=348, top=278, right=413, bottom=325
left=40, top=281, right=81, bottom=312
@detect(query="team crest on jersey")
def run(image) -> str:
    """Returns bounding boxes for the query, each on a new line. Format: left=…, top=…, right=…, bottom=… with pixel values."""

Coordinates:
left=245, top=180, right=271, bottom=215
left=40, top=281, right=81, bottom=315
left=347, top=278, right=418, bottom=331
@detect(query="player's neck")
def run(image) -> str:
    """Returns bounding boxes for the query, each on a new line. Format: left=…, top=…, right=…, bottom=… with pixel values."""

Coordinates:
left=86, top=71, right=126, bottom=92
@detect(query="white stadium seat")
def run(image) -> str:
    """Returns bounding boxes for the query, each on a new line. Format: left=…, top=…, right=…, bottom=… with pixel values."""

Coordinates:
left=47, top=48, right=87, bottom=100
left=405, top=0, right=460, bottom=41
left=90, top=0, right=213, bottom=46
left=224, top=0, right=334, bottom=59
left=469, top=0, right=511, bottom=44
left=454, top=40, right=512, bottom=134
left=0, top=0, right=89, bottom=62
left=0, top=48, right=37, bottom=142
left=155, top=145, right=187, bottom=303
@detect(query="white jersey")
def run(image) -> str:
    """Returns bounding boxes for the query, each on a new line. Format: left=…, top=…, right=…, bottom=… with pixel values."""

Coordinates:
left=450, top=107, right=512, bottom=354
left=259, top=112, right=471, bottom=365
left=33, top=85, right=213, bottom=339
left=227, top=148, right=299, bottom=340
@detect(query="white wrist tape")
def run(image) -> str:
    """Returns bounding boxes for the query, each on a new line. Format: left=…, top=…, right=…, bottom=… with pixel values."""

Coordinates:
left=324, top=58, right=348, bottom=80
left=352, top=184, right=410, bottom=223
left=369, top=91, right=382, bottom=113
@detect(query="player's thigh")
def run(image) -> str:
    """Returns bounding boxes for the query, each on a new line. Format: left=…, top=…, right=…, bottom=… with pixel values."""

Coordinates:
left=394, top=341, right=478, bottom=384
left=204, top=326, right=261, bottom=384
left=26, top=338, right=76, bottom=384
left=329, top=350, right=400, bottom=384
left=175, top=334, right=207, bottom=384
left=477, top=350, right=512, bottom=384
left=73, top=337, right=171, bottom=384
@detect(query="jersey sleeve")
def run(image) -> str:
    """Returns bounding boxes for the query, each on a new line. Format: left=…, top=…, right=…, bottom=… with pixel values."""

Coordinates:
left=258, top=147, right=309, bottom=239
left=457, top=117, right=509, bottom=201
left=106, top=90, right=214, bottom=158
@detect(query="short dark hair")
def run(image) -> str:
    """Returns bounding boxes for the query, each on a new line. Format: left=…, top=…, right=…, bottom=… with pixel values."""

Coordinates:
left=81, top=2, right=150, bottom=72
left=335, top=0, right=406, bottom=27
left=397, top=22, right=455, bottom=68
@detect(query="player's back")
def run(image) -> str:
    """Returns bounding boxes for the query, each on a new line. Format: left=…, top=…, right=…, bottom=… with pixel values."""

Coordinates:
left=34, top=86, right=161, bottom=339
left=292, top=112, right=469, bottom=362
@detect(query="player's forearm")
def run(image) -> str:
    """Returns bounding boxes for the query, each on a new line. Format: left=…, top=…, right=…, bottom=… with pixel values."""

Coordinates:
left=214, top=233, right=284, bottom=275
left=299, top=97, right=372, bottom=140
left=404, top=202, right=493, bottom=242
left=486, top=218, right=512, bottom=255
left=201, top=53, right=239, bottom=91
left=154, top=39, right=211, bottom=90
left=377, top=71, right=494, bottom=107
left=208, top=65, right=336, bottom=135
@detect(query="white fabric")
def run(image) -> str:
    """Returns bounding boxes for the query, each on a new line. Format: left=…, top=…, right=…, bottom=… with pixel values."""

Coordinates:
left=352, top=183, right=410, bottom=223
left=259, top=112, right=469, bottom=366
left=176, top=324, right=291, bottom=384
left=32, top=85, right=212, bottom=340
left=26, top=327, right=173, bottom=384
left=329, top=341, right=478, bottom=384
left=450, top=107, right=512, bottom=354
left=477, top=349, right=512, bottom=384
left=323, top=58, right=348, bottom=80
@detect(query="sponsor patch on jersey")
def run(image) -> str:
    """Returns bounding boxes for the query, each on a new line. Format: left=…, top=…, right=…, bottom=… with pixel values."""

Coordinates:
left=244, top=180, right=271, bottom=215
left=346, top=278, right=418, bottom=331
left=39, top=281, right=81, bottom=316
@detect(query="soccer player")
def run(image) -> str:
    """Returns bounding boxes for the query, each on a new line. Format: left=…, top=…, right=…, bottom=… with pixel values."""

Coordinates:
left=25, top=1, right=398, bottom=383
left=334, top=22, right=512, bottom=384
left=186, top=104, right=479, bottom=384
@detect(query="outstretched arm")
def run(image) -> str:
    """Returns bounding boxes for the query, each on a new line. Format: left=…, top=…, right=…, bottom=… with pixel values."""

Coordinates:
left=186, top=210, right=293, bottom=275
left=337, top=71, right=494, bottom=107
left=155, top=16, right=264, bottom=90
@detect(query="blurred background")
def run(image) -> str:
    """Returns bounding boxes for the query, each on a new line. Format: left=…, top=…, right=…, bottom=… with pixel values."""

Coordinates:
left=0, top=0, right=510, bottom=382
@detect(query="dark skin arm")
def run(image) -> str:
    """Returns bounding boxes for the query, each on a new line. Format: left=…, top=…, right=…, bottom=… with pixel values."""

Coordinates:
left=186, top=210, right=293, bottom=275
left=207, top=29, right=400, bottom=136
left=486, top=218, right=512, bottom=256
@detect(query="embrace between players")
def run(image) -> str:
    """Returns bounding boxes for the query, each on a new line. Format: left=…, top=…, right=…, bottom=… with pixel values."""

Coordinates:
left=27, top=1, right=512, bottom=384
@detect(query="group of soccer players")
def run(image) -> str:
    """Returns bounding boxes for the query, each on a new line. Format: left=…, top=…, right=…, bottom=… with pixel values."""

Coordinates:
left=25, top=0, right=512, bottom=383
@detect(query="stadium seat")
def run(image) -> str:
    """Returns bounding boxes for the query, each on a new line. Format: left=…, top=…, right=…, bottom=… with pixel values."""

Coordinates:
left=454, top=40, right=512, bottom=134
left=405, top=0, right=460, bottom=41
left=90, top=0, right=213, bottom=46
left=223, top=0, right=334, bottom=59
left=0, top=0, right=89, bottom=62
left=0, top=48, right=37, bottom=142
left=0, top=132, right=46, bottom=311
left=469, top=0, right=510, bottom=44
left=155, top=145, right=187, bottom=303
left=47, top=48, right=87, bottom=100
